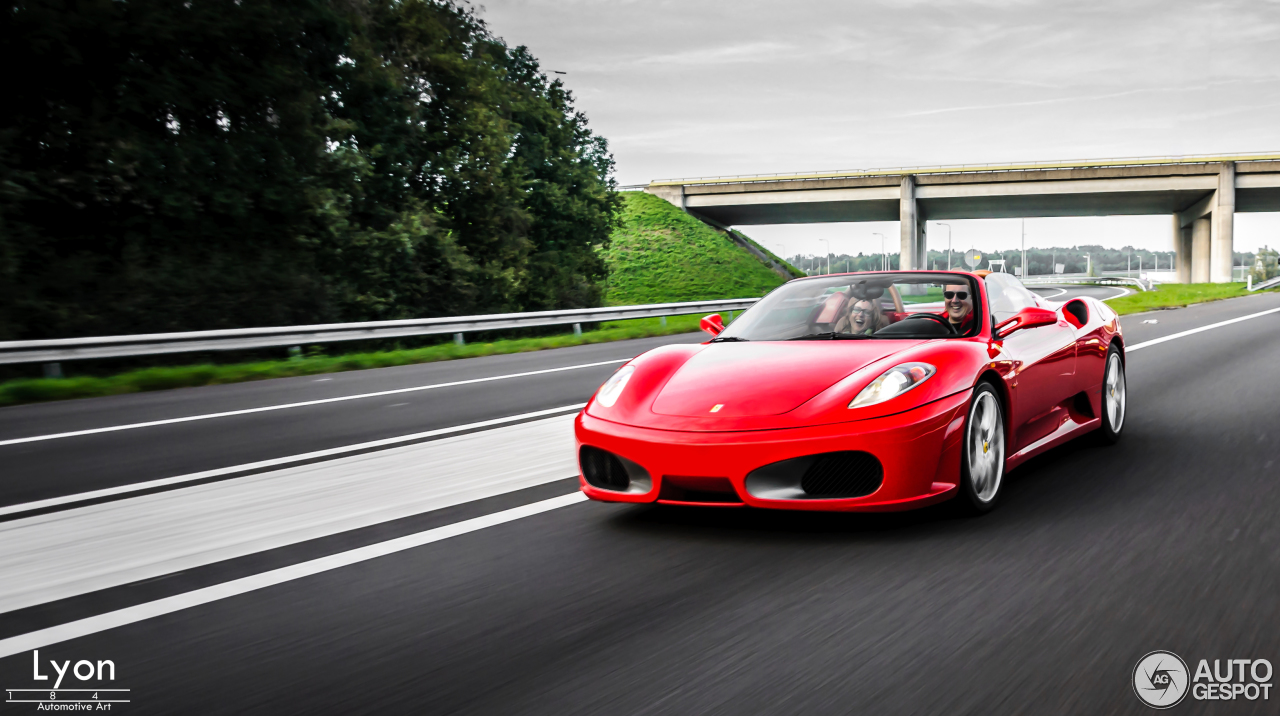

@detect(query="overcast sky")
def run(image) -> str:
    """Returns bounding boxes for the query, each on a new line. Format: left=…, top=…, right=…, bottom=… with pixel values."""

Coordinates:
left=479, top=0, right=1280, bottom=259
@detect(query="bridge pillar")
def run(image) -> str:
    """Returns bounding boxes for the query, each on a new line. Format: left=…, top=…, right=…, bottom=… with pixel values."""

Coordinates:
left=900, top=175, right=921, bottom=271
left=1191, top=217, right=1212, bottom=283
left=1173, top=214, right=1192, bottom=284
left=1210, top=162, right=1235, bottom=283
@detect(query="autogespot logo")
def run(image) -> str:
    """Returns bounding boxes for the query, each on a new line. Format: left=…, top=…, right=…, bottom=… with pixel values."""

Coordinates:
left=1133, top=650, right=1189, bottom=709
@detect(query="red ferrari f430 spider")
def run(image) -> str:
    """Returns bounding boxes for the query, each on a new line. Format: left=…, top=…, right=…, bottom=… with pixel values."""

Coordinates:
left=576, top=270, right=1126, bottom=513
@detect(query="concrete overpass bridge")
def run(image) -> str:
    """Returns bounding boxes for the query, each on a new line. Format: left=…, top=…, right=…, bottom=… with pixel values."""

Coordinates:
left=644, top=153, right=1280, bottom=283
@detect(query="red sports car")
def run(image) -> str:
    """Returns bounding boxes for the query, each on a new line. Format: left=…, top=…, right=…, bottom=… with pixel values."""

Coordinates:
left=575, top=270, right=1126, bottom=513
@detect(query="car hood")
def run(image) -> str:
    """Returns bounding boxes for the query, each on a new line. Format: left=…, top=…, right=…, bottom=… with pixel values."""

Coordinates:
left=650, top=340, right=924, bottom=418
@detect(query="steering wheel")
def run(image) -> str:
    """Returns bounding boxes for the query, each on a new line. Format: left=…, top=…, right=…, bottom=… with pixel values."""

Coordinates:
left=903, top=312, right=956, bottom=334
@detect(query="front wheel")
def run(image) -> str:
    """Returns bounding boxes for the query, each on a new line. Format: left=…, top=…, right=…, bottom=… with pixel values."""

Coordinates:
left=1097, top=344, right=1126, bottom=444
left=958, top=382, right=1006, bottom=514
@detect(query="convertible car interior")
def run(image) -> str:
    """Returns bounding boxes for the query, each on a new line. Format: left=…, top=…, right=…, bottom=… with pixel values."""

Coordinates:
left=721, top=273, right=983, bottom=341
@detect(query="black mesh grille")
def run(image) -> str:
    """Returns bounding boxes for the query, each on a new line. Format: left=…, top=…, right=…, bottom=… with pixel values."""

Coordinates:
left=579, top=446, right=630, bottom=491
left=799, top=451, right=883, bottom=498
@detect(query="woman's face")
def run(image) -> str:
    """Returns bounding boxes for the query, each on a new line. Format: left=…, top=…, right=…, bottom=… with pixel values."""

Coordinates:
left=851, top=300, right=876, bottom=330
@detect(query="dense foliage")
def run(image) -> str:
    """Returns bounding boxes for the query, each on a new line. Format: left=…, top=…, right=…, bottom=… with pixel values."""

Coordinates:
left=601, top=193, right=789, bottom=306
left=0, top=0, right=618, bottom=340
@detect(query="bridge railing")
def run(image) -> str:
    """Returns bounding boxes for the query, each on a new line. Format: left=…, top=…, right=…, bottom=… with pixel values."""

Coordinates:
left=0, top=298, right=761, bottom=366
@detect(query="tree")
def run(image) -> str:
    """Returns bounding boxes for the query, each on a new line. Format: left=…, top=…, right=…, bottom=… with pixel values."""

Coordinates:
left=0, top=0, right=618, bottom=341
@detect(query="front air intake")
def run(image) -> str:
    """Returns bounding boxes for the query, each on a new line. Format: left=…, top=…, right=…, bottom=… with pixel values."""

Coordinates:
left=579, top=446, right=630, bottom=490
left=800, top=452, right=883, bottom=498
left=744, top=451, right=884, bottom=500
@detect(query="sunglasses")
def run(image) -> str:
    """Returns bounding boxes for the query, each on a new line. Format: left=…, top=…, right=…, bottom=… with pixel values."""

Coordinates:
left=943, top=291, right=969, bottom=300
left=851, top=308, right=872, bottom=315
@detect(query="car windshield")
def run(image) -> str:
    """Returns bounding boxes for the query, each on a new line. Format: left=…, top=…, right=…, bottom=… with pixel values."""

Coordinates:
left=715, top=272, right=983, bottom=341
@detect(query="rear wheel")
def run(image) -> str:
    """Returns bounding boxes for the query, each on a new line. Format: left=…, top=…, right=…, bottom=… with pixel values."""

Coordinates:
left=958, top=382, right=1006, bottom=514
left=1097, top=344, right=1126, bottom=444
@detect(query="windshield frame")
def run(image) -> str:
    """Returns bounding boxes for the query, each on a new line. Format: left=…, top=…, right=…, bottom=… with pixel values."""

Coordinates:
left=716, top=271, right=988, bottom=342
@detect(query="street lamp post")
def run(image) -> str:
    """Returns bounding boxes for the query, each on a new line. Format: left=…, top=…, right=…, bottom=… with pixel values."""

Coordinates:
left=820, top=239, right=831, bottom=275
left=872, top=232, right=886, bottom=271
left=1021, top=219, right=1027, bottom=277
left=938, top=223, right=952, bottom=270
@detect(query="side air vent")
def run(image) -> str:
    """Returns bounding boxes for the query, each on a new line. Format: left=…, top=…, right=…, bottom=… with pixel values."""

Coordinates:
left=745, top=451, right=884, bottom=500
left=579, top=446, right=652, bottom=494
left=799, top=452, right=883, bottom=498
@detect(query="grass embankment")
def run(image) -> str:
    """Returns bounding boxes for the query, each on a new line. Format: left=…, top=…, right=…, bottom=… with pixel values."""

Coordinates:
left=1107, top=283, right=1264, bottom=315
left=602, top=192, right=791, bottom=304
left=1, top=192, right=793, bottom=407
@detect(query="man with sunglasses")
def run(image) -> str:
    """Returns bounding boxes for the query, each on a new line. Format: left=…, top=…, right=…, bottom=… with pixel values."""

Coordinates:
left=943, top=283, right=975, bottom=333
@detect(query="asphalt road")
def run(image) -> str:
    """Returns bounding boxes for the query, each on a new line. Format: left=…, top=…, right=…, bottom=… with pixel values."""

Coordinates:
left=2, top=288, right=1279, bottom=714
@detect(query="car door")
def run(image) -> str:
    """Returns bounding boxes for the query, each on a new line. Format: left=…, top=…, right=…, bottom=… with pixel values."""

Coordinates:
left=985, top=274, right=1078, bottom=452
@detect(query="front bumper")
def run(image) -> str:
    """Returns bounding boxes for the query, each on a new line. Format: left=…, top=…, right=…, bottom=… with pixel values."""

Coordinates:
left=576, top=390, right=971, bottom=512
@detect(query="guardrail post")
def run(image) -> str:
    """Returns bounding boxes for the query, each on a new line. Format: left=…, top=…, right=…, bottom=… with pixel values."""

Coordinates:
left=573, top=323, right=582, bottom=337
left=288, top=346, right=302, bottom=361
left=453, top=333, right=465, bottom=347
left=43, top=362, right=62, bottom=379
left=659, top=316, right=667, bottom=327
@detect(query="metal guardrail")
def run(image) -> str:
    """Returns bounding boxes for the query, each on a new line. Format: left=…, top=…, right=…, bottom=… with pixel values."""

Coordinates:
left=0, top=299, right=761, bottom=365
left=1249, top=275, right=1280, bottom=292
left=1020, top=276, right=1150, bottom=291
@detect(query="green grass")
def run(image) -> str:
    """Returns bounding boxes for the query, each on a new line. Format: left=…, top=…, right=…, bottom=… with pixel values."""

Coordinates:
left=0, top=315, right=711, bottom=407
left=1107, top=282, right=1265, bottom=315
left=602, top=192, right=790, bottom=305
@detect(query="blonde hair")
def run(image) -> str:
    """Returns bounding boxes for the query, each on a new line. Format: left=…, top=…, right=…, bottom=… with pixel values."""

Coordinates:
left=849, top=299, right=889, bottom=333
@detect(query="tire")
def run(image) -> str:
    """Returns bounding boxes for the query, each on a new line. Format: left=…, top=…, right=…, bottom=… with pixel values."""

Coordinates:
left=958, top=382, right=1007, bottom=514
left=1097, top=344, right=1126, bottom=445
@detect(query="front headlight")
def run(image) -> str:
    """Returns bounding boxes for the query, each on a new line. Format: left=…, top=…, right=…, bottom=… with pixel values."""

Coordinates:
left=594, top=364, right=635, bottom=407
left=848, top=362, right=935, bottom=409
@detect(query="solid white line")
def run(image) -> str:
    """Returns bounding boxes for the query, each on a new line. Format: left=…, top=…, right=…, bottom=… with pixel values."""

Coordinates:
left=0, top=360, right=623, bottom=447
left=0, top=404, right=584, bottom=518
left=1127, top=306, right=1280, bottom=352
left=1036, top=288, right=1068, bottom=299
left=0, top=492, right=587, bottom=658
left=1101, top=287, right=1132, bottom=301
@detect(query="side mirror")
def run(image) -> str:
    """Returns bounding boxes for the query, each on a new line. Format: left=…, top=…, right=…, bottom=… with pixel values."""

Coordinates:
left=700, top=313, right=726, bottom=337
left=995, top=307, right=1058, bottom=339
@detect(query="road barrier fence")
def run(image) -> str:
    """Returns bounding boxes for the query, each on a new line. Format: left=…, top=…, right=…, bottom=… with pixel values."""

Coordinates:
left=0, top=298, right=762, bottom=367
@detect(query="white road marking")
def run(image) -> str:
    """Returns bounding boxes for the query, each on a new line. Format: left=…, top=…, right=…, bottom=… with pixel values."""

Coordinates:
left=0, top=414, right=580, bottom=614
left=0, top=492, right=587, bottom=658
left=0, top=404, right=584, bottom=518
left=1101, top=287, right=1132, bottom=301
left=0, top=359, right=624, bottom=447
left=1127, top=306, right=1280, bottom=352
left=1036, top=288, right=1068, bottom=299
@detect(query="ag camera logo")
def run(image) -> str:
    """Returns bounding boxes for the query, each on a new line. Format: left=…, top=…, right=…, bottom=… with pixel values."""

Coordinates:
left=1132, top=650, right=1273, bottom=708
left=1133, top=651, right=1189, bottom=709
